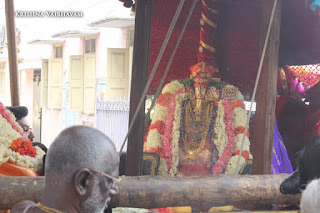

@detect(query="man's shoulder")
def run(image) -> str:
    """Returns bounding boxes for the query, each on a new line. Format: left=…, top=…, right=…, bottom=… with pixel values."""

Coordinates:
left=11, top=200, right=37, bottom=213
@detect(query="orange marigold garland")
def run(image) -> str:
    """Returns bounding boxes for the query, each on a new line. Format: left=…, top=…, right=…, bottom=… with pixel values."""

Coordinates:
left=156, top=92, right=174, bottom=107
left=231, top=100, right=245, bottom=109
left=149, top=120, right=166, bottom=135
left=234, top=150, right=250, bottom=160
left=9, top=138, right=37, bottom=158
left=234, top=126, right=250, bottom=137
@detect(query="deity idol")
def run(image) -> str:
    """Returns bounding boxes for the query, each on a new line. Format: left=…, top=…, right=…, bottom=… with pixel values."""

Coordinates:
left=144, top=62, right=251, bottom=177
left=143, top=0, right=251, bottom=177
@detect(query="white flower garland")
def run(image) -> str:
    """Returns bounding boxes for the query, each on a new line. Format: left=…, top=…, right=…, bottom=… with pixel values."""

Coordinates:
left=150, top=105, right=168, bottom=123
left=232, top=108, right=247, bottom=128
left=5, top=147, right=45, bottom=173
left=169, top=92, right=188, bottom=177
left=214, top=100, right=228, bottom=156
left=234, top=133, right=250, bottom=151
left=229, top=95, right=251, bottom=173
left=145, top=129, right=163, bottom=151
left=161, top=80, right=185, bottom=94
left=225, top=155, right=246, bottom=174
left=158, top=158, right=169, bottom=177
left=0, top=109, right=45, bottom=173
left=8, top=112, right=24, bottom=134
left=146, top=81, right=251, bottom=176
left=0, top=116, right=22, bottom=148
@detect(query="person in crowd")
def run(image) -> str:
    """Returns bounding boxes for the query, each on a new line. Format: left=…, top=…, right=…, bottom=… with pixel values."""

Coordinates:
left=300, top=178, right=320, bottom=213
left=6, top=106, right=35, bottom=141
left=280, top=135, right=320, bottom=194
left=11, top=125, right=120, bottom=213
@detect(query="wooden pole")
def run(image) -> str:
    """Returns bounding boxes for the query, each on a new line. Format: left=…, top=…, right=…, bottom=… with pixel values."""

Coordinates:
left=5, top=0, right=20, bottom=106
left=252, top=0, right=282, bottom=174
left=126, top=0, right=152, bottom=176
left=0, top=174, right=300, bottom=210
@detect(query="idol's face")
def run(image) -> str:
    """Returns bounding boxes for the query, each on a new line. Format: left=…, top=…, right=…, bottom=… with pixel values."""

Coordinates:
left=194, top=85, right=207, bottom=99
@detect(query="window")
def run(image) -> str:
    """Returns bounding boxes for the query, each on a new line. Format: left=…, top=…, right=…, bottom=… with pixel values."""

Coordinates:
left=85, top=38, right=96, bottom=54
left=54, top=45, right=63, bottom=58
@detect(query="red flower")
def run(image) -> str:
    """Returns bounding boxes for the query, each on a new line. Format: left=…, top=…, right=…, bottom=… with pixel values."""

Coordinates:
left=149, top=120, right=166, bottom=135
left=231, top=100, right=245, bottom=109
left=156, top=93, right=174, bottom=107
left=234, top=150, right=250, bottom=160
left=10, top=138, right=37, bottom=158
left=234, top=126, right=250, bottom=137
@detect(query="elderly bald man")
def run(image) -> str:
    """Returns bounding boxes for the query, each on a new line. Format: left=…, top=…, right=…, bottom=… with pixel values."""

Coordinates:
left=11, top=125, right=120, bottom=213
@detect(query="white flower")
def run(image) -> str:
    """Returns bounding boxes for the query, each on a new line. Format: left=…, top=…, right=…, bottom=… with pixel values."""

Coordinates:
left=232, top=108, right=248, bottom=128
left=225, top=155, right=246, bottom=175
left=234, top=134, right=250, bottom=151
left=145, top=129, right=163, bottom=151
left=214, top=100, right=227, bottom=156
left=158, top=158, right=169, bottom=177
left=161, top=80, right=184, bottom=94
left=0, top=146, right=9, bottom=165
left=150, top=105, right=168, bottom=123
left=0, top=111, right=45, bottom=173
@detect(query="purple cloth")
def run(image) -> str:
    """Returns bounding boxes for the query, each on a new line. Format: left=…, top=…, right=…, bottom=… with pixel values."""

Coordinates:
left=272, top=116, right=294, bottom=174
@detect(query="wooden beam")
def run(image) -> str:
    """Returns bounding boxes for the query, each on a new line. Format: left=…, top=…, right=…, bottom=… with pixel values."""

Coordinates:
left=5, top=0, right=20, bottom=106
left=252, top=0, right=282, bottom=174
left=0, top=174, right=300, bottom=210
left=126, top=0, right=152, bottom=176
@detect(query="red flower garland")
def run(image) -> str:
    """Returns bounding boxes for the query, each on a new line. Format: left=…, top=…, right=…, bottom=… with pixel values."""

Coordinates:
left=234, top=126, right=250, bottom=137
left=156, top=92, right=174, bottom=107
left=9, top=138, right=37, bottom=158
left=231, top=100, right=245, bottom=110
left=162, top=97, right=176, bottom=170
left=212, top=98, right=235, bottom=174
left=234, top=150, right=250, bottom=160
left=149, top=120, right=166, bottom=135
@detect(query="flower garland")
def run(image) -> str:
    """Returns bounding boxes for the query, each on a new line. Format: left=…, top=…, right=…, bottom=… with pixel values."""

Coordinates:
left=212, top=98, right=235, bottom=174
left=162, top=97, right=175, bottom=170
left=0, top=102, right=23, bottom=136
left=145, top=81, right=251, bottom=176
left=214, top=100, right=228, bottom=156
left=145, top=81, right=186, bottom=176
left=10, top=138, right=37, bottom=157
left=0, top=102, right=45, bottom=173
left=169, top=89, right=188, bottom=176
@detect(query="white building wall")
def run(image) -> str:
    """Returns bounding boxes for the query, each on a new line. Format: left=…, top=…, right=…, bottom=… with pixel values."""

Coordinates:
left=41, top=29, right=128, bottom=148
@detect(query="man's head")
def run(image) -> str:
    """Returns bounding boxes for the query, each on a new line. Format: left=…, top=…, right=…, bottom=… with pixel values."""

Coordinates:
left=6, top=106, right=35, bottom=141
left=44, top=125, right=119, bottom=213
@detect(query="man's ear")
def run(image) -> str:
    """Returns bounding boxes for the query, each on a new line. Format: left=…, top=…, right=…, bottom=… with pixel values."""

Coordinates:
left=74, top=168, right=94, bottom=196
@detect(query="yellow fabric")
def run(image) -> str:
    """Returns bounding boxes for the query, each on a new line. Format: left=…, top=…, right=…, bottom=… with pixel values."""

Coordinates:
left=209, top=205, right=234, bottom=212
left=168, top=206, right=192, bottom=213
